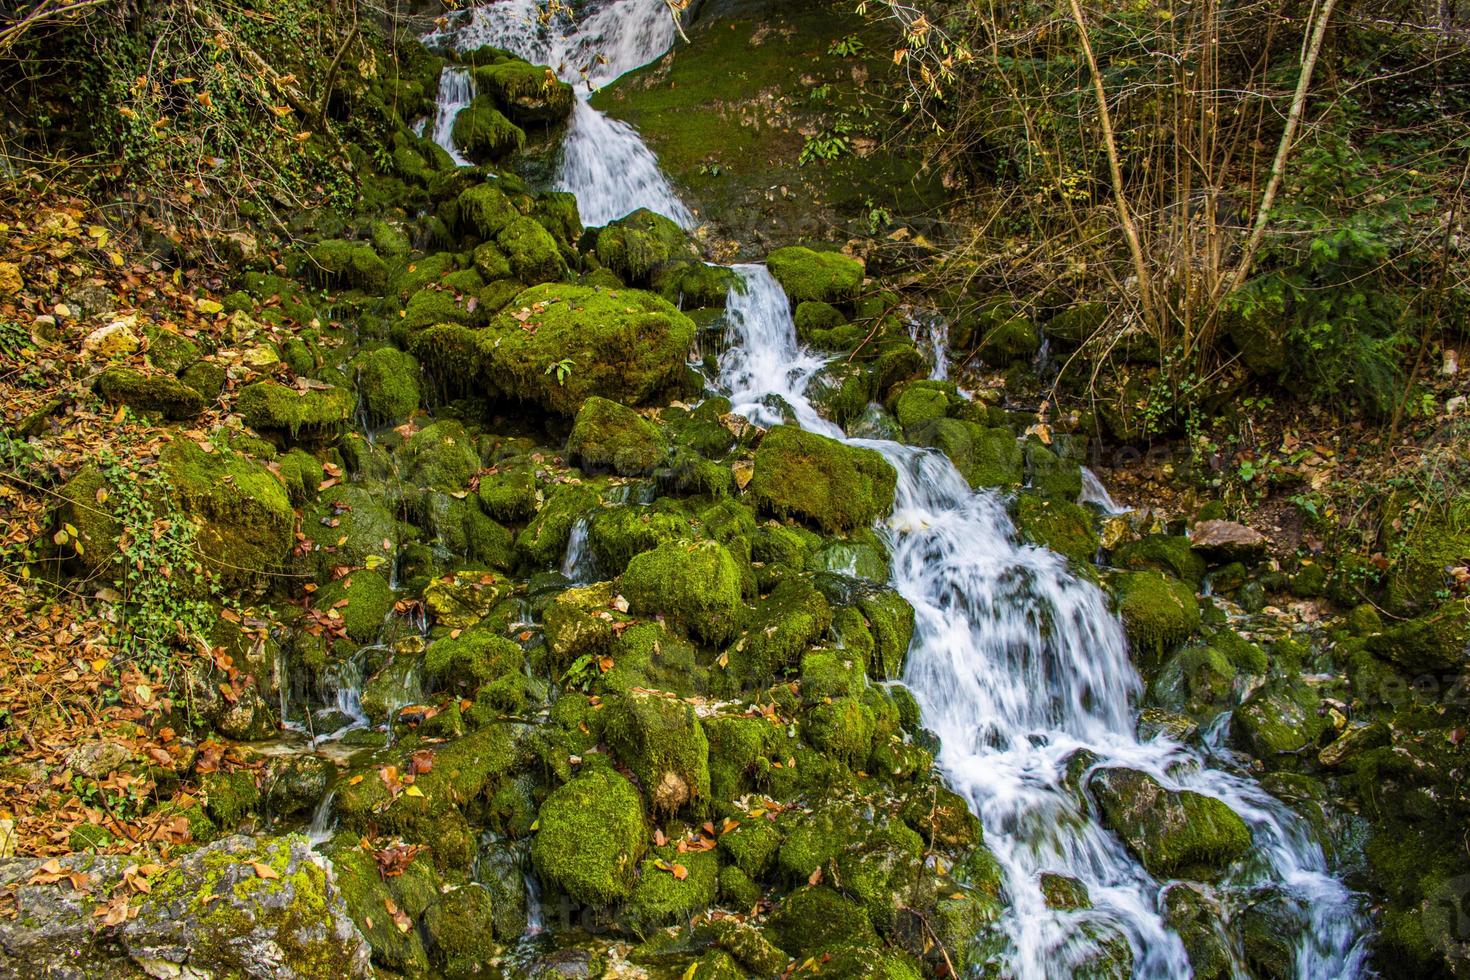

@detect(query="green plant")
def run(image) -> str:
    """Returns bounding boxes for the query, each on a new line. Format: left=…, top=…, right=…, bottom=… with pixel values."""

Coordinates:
left=545, top=358, right=575, bottom=386
left=829, top=34, right=866, bottom=58
left=799, top=131, right=851, bottom=166
left=561, top=652, right=600, bottom=692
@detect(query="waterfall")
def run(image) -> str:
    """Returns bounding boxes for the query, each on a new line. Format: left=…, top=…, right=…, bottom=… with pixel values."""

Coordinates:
left=906, top=308, right=951, bottom=382
left=559, top=515, right=595, bottom=584
left=1080, top=466, right=1129, bottom=515
left=424, top=0, right=693, bottom=227
left=430, top=66, right=475, bottom=166
left=715, top=266, right=1371, bottom=979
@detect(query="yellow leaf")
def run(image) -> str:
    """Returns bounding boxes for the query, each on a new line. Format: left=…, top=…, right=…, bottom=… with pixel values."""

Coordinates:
left=403, top=785, right=425, bottom=798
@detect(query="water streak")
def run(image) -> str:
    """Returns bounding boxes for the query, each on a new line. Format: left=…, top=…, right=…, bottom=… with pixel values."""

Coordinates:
left=430, top=66, right=475, bottom=166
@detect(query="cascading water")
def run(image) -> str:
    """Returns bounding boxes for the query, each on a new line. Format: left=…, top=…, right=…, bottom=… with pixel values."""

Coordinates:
left=423, top=0, right=692, bottom=227
left=715, top=267, right=1372, bottom=978
left=422, top=3, right=1372, bottom=975
left=430, top=66, right=475, bottom=166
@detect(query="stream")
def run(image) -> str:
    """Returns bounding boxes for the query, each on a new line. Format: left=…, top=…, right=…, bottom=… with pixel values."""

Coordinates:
left=400, top=0, right=1375, bottom=975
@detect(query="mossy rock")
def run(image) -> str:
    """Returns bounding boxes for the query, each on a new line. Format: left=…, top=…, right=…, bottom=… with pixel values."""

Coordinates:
left=974, top=304, right=1040, bottom=367
left=478, top=283, right=695, bottom=415
left=1013, top=496, right=1099, bottom=565
left=627, top=847, right=719, bottom=931
left=739, top=574, right=833, bottom=678
left=1366, top=600, right=1470, bottom=672
left=620, top=539, right=743, bottom=646
left=594, top=208, right=698, bottom=285
left=899, top=783, right=982, bottom=853
left=238, top=381, right=354, bottom=441
left=531, top=768, right=646, bottom=905
left=794, top=300, right=849, bottom=345
left=424, top=628, right=525, bottom=703
left=422, top=569, right=513, bottom=630
left=452, top=97, right=526, bottom=161
left=1111, top=534, right=1206, bottom=587
left=354, top=347, right=421, bottom=425
left=457, top=182, right=521, bottom=240
left=587, top=503, right=696, bottom=575
left=299, top=484, right=399, bottom=577
left=143, top=325, right=200, bottom=373
left=402, top=419, right=481, bottom=490
left=95, top=365, right=206, bottom=420
left=650, top=261, right=738, bottom=308
left=804, top=696, right=876, bottom=768
left=908, top=418, right=1023, bottom=490
left=422, top=883, right=497, bottom=970
left=1024, top=441, right=1083, bottom=500
left=496, top=215, right=566, bottom=286
left=1148, top=645, right=1236, bottom=722
left=1088, top=767, right=1251, bottom=878
left=1112, top=571, right=1200, bottom=670
left=705, top=715, right=784, bottom=803
left=750, top=425, right=896, bottom=534
left=717, top=816, right=783, bottom=878
left=566, top=396, right=668, bottom=476
left=766, top=247, right=863, bottom=304
left=1231, top=676, right=1327, bottom=759
left=305, top=239, right=388, bottom=294
left=765, top=885, right=878, bottom=958
left=310, top=570, right=393, bottom=644
left=199, top=770, right=261, bottom=827
left=180, top=360, right=226, bottom=401
left=474, top=59, right=575, bottom=124
left=605, top=691, right=711, bottom=814
left=893, top=382, right=953, bottom=433
left=477, top=459, right=539, bottom=522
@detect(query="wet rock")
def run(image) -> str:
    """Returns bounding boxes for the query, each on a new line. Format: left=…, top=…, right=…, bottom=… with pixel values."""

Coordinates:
left=0, top=834, right=371, bottom=978
left=1189, top=519, right=1268, bottom=561
left=1112, top=570, right=1201, bottom=670
left=766, top=246, right=864, bottom=304
left=1088, top=766, right=1251, bottom=878
left=566, top=396, right=668, bottom=476
left=605, top=690, right=710, bottom=813
left=238, top=381, right=355, bottom=441
left=1231, top=676, right=1327, bottom=760
left=531, top=768, right=646, bottom=905
left=767, top=885, right=878, bottom=958
left=751, top=424, right=897, bottom=533
left=620, top=539, right=743, bottom=646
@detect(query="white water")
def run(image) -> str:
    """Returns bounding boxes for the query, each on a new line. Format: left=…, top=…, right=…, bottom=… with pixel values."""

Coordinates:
left=716, top=267, right=1371, bottom=979
left=424, top=0, right=693, bottom=227
left=906, top=308, right=952, bottom=382
left=559, top=515, right=595, bottom=584
left=431, top=66, right=475, bottom=166
left=1081, top=465, right=1130, bottom=515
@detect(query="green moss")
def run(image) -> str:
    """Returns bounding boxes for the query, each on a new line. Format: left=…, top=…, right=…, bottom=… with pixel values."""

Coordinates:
left=899, top=783, right=982, bottom=852
left=516, top=479, right=602, bottom=567
left=804, top=696, right=875, bottom=768
left=738, top=575, right=833, bottom=678
left=161, top=439, right=295, bottom=584
left=323, top=836, right=432, bottom=973
left=566, top=396, right=668, bottom=476
left=717, top=816, right=782, bottom=878
left=1023, top=440, right=1083, bottom=500
left=606, top=691, right=711, bottom=813
left=200, top=770, right=260, bottom=828
left=305, top=239, right=388, bottom=293
left=620, top=539, right=743, bottom=646
left=311, top=570, right=393, bottom=644
left=766, top=885, right=877, bottom=957
left=479, top=283, right=696, bottom=415
left=475, top=59, right=575, bottom=124
left=531, top=768, right=646, bottom=905
left=477, top=459, right=538, bottom=522
left=1148, top=645, right=1236, bottom=722
left=1013, top=496, right=1099, bottom=565
left=534, top=191, right=583, bottom=249
left=1088, top=767, right=1251, bottom=878
left=628, top=847, right=719, bottom=930
left=96, top=365, right=206, bottom=419
left=800, top=650, right=867, bottom=701
left=766, top=247, right=863, bottom=304
left=496, top=214, right=567, bottom=285
left=422, top=883, right=497, bottom=969
left=893, top=383, right=952, bottom=432
left=299, top=484, right=398, bottom=576
left=403, top=419, right=481, bottom=489
left=542, top=581, right=618, bottom=668
left=457, top=182, right=521, bottom=240
left=425, top=627, right=523, bottom=694
left=1113, top=571, right=1201, bottom=670
left=422, top=569, right=513, bottom=630
left=180, top=360, right=226, bottom=401
left=705, top=714, right=783, bottom=802
left=651, top=261, right=738, bottom=308
left=717, top=865, right=762, bottom=911
left=1231, top=676, right=1327, bottom=759
left=273, top=449, right=323, bottom=506
left=794, top=300, right=848, bottom=345
left=908, top=418, right=1023, bottom=490
left=587, top=503, right=693, bottom=574
left=452, top=97, right=526, bottom=161
left=355, top=346, right=421, bottom=424
left=1366, top=599, right=1470, bottom=672
left=238, top=381, right=354, bottom=440
left=594, top=208, right=697, bottom=285
left=750, top=425, right=896, bottom=533
left=972, top=304, right=1040, bottom=366
left=1111, top=534, right=1206, bottom=587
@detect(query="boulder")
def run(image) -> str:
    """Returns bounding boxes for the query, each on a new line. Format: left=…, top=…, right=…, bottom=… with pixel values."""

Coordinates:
left=766, top=247, right=864, bottom=304
left=750, top=425, right=897, bottom=533
left=566, top=396, right=668, bottom=476
left=1088, top=767, right=1251, bottom=878
left=620, top=539, right=743, bottom=646
left=0, top=835, right=371, bottom=978
left=1189, top=520, right=1268, bottom=561
left=531, top=768, right=646, bottom=905
left=95, top=365, right=206, bottom=419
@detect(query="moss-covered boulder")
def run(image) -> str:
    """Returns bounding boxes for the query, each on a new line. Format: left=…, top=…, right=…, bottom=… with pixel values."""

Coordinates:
left=402, top=419, right=481, bottom=490
left=566, top=396, right=668, bottom=476
left=306, top=239, right=388, bottom=293
left=355, top=346, right=421, bottom=425
left=1366, top=600, right=1470, bottom=672
left=908, top=418, right=1023, bottom=490
left=627, top=846, right=719, bottom=932
left=605, top=691, right=711, bottom=813
left=1014, top=496, right=1099, bottom=564
left=766, top=247, right=863, bottom=304
left=531, top=768, right=646, bottom=905
left=478, top=283, right=695, bottom=415
left=739, top=574, right=833, bottom=678
left=1231, top=676, right=1327, bottom=759
left=1111, top=534, right=1206, bottom=588
left=457, top=182, right=521, bottom=240
left=95, top=365, right=206, bottom=419
left=1113, top=571, right=1200, bottom=669
left=0, top=834, right=372, bottom=978
left=1088, top=767, right=1251, bottom=878
left=452, top=97, right=526, bottom=161
left=496, top=214, right=566, bottom=285
left=766, top=885, right=878, bottom=958
left=238, top=381, right=354, bottom=441
left=750, top=425, right=896, bottom=533
left=475, top=59, right=575, bottom=124
left=620, top=539, right=743, bottom=646
left=594, top=208, right=698, bottom=285
left=310, top=570, right=393, bottom=644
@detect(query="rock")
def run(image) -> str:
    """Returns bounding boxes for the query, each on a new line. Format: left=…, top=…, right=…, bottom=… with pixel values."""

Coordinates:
left=67, top=740, right=131, bottom=779
left=750, top=425, right=897, bottom=533
left=1318, top=722, right=1389, bottom=769
left=907, top=418, right=1023, bottom=490
left=423, top=570, right=513, bottom=630
left=1161, top=882, right=1233, bottom=980
left=476, top=283, right=696, bottom=415
left=95, top=365, right=206, bottom=419
left=1088, top=767, right=1251, bottom=878
left=766, top=246, right=864, bottom=303
left=766, top=885, right=877, bottom=958
left=1366, top=600, right=1470, bottom=672
left=1112, top=571, right=1201, bottom=670
left=531, top=768, right=646, bottom=905
left=566, top=396, right=668, bottom=476
left=1013, top=496, right=1099, bottom=564
left=474, top=58, right=575, bottom=125
left=354, top=346, right=420, bottom=424
left=402, top=419, right=481, bottom=489
left=620, top=539, right=743, bottom=646
left=238, top=381, right=354, bottom=441
left=0, top=834, right=371, bottom=978
left=82, top=320, right=140, bottom=358
left=305, top=239, right=388, bottom=294
left=452, top=97, right=525, bottom=161
left=1189, top=519, right=1268, bottom=560
left=1231, top=676, right=1327, bottom=759
left=0, top=261, right=22, bottom=296
left=594, top=208, right=699, bottom=285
